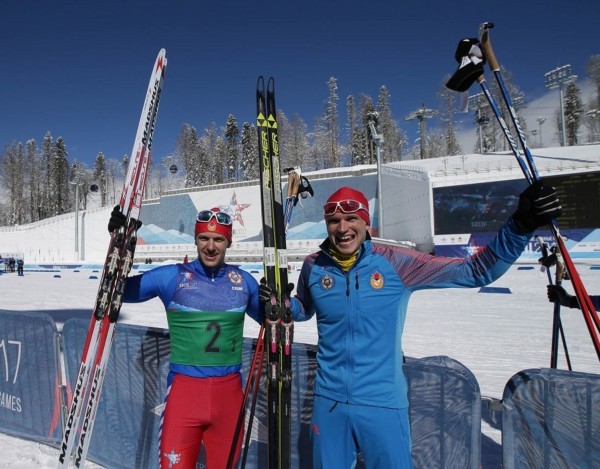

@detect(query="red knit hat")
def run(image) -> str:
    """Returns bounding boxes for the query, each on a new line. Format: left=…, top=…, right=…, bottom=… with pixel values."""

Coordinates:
left=194, top=208, right=233, bottom=242
left=324, top=187, right=370, bottom=226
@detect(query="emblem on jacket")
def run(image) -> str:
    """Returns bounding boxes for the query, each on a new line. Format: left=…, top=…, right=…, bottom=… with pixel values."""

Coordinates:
left=370, top=271, right=384, bottom=289
left=228, top=270, right=242, bottom=285
left=178, top=272, right=197, bottom=288
left=320, top=274, right=334, bottom=290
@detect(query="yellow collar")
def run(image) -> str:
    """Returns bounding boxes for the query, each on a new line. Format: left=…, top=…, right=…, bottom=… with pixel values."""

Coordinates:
left=329, top=248, right=358, bottom=272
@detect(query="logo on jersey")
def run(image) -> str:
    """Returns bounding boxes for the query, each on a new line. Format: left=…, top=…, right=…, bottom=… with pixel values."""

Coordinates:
left=163, top=448, right=181, bottom=468
left=228, top=270, right=242, bottom=285
left=370, top=271, right=384, bottom=289
left=178, top=272, right=196, bottom=288
left=320, top=274, right=334, bottom=290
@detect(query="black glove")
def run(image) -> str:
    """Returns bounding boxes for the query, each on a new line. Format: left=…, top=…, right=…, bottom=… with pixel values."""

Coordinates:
left=108, top=206, right=126, bottom=233
left=513, top=181, right=562, bottom=232
left=107, top=205, right=142, bottom=233
left=547, top=285, right=579, bottom=309
left=538, top=252, right=557, bottom=269
left=258, top=278, right=273, bottom=306
left=259, top=279, right=295, bottom=301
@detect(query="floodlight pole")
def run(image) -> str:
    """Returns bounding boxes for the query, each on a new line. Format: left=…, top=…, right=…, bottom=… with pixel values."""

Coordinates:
left=545, top=65, right=577, bottom=146
left=367, top=115, right=384, bottom=238
left=406, top=104, right=437, bottom=159
left=69, top=172, right=85, bottom=259
left=537, top=117, right=546, bottom=148
left=469, top=93, right=488, bottom=153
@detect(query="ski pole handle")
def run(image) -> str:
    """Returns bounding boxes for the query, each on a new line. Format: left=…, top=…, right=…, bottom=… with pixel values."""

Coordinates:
left=479, top=22, right=500, bottom=72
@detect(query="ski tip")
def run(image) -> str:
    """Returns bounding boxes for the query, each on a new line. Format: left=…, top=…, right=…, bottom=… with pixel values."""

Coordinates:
left=155, top=49, right=167, bottom=74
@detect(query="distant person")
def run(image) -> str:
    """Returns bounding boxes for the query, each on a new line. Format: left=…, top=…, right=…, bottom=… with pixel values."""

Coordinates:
left=183, top=255, right=189, bottom=264
left=16, top=259, right=24, bottom=276
left=260, top=183, right=561, bottom=468
left=547, top=285, right=600, bottom=311
left=109, top=206, right=263, bottom=468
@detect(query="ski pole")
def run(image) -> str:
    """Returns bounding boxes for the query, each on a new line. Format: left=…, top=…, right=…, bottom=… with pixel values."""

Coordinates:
left=536, top=237, right=572, bottom=369
left=240, top=336, right=266, bottom=469
left=477, top=22, right=600, bottom=361
left=227, top=325, right=266, bottom=469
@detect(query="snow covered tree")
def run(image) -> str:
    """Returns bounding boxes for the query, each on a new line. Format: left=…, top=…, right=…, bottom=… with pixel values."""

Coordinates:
left=40, top=132, right=54, bottom=219
left=69, top=161, right=90, bottom=210
left=174, top=124, right=203, bottom=188
left=325, top=77, right=340, bottom=167
left=240, top=122, right=258, bottom=180
left=314, top=77, right=341, bottom=169
left=200, top=123, right=219, bottom=185
left=1, top=142, right=25, bottom=225
left=586, top=55, right=600, bottom=110
left=437, top=79, right=462, bottom=156
left=224, top=114, right=240, bottom=182
left=25, top=139, right=42, bottom=222
left=564, top=81, right=584, bottom=145
left=361, top=96, right=378, bottom=164
left=347, top=95, right=362, bottom=166
left=377, top=86, right=407, bottom=162
left=51, top=137, right=70, bottom=215
left=280, top=113, right=310, bottom=171
left=212, top=137, right=226, bottom=184
left=93, top=152, right=108, bottom=207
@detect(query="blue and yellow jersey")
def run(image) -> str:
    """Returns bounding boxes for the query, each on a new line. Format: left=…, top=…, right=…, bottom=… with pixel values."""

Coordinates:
left=291, top=218, right=531, bottom=409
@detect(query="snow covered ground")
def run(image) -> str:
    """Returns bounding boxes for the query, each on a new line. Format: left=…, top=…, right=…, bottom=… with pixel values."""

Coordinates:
left=0, top=259, right=598, bottom=467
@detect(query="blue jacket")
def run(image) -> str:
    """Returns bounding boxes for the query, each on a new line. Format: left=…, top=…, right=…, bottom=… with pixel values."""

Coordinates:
left=124, top=259, right=262, bottom=378
left=290, top=218, right=531, bottom=409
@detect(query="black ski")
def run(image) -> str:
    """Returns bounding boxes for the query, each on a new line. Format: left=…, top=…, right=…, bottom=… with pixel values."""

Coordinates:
left=256, top=76, right=292, bottom=469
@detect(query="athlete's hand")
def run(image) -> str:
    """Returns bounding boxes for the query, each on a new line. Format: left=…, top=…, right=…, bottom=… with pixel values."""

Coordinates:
left=258, top=278, right=274, bottom=306
left=547, top=285, right=578, bottom=309
left=107, top=206, right=143, bottom=233
left=513, top=181, right=561, bottom=232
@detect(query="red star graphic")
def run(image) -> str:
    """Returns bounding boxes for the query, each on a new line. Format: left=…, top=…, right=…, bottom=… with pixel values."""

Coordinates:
left=229, top=192, right=251, bottom=227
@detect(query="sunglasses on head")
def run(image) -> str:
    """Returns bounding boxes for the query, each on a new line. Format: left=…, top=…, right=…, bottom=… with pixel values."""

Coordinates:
left=197, top=210, right=232, bottom=225
left=323, top=200, right=368, bottom=216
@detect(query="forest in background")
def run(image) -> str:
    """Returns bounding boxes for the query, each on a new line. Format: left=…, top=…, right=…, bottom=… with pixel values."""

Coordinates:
left=1, top=56, right=599, bottom=227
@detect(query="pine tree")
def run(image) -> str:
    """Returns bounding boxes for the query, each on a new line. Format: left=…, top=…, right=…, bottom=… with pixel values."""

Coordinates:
left=1, top=143, right=25, bottom=225
left=40, top=132, right=54, bottom=219
left=360, top=96, right=377, bottom=164
left=325, top=77, right=340, bottom=167
left=200, top=124, right=218, bottom=185
left=377, top=86, right=407, bottom=162
left=224, top=114, right=240, bottom=182
left=52, top=137, right=70, bottom=215
left=25, top=139, right=42, bottom=222
left=564, top=81, right=584, bottom=145
left=281, top=113, right=310, bottom=171
left=240, top=122, right=258, bottom=180
left=93, top=152, right=108, bottom=207
left=437, top=79, right=462, bottom=156
left=586, top=55, right=600, bottom=110
left=174, top=124, right=202, bottom=188
left=213, top=137, right=226, bottom=184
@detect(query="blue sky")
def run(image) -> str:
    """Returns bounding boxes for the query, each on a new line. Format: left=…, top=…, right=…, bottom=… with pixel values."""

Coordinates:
left=1, top=0, right=598, bottom=169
